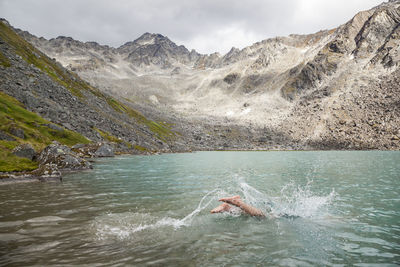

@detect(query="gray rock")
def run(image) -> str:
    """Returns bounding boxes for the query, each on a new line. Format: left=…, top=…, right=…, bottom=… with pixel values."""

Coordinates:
left=9, top=127, right=25, bottom=139
left=71, top=143, right=86, bottom=149
left=95, top=143, right=114, bottom=157
left=32, top=163, right=62, bottom=179
left=38, top=141, right=91, bottom=170
left=0, top=130, right=16, bottom=141
left=223, top=73, right=240, bottom=84
left=43, top=123, right=64, bottom=132
left=12, top=143, right=36, bottom=160
left=62, top=123, right=73, bottom=130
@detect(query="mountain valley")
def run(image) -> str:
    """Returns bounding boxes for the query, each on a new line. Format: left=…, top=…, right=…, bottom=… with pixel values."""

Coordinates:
left=0, top=0, right=399, bottom=177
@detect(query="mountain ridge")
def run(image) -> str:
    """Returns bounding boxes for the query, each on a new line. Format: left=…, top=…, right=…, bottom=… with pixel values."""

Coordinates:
left=1, top=0, right=400, bottom=155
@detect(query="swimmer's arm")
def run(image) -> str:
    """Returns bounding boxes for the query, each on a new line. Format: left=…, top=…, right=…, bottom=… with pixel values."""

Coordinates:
left=237, top=202, right=265, bottom=217
left=219, top=196, right=265, bottom=217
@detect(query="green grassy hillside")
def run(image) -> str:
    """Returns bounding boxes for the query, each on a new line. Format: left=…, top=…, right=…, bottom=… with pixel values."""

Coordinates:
left=0, top=92, right=90, bottom=172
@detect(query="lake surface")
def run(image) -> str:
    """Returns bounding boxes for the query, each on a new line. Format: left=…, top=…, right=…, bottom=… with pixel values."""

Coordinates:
left=0, top=151, right=399, bottom=266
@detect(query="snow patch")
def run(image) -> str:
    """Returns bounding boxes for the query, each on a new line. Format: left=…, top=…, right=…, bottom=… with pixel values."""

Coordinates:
left=137, top=39, right=155, bottom=46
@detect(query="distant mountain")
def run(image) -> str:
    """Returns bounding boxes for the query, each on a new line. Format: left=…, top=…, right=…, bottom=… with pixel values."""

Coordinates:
left=8, top=0, right=400, bottom=150
left=0, top=17, right=270, bottom=176
left=117, top=33, right=201, bottom=68
left=0, top=18, right=189, bottom=173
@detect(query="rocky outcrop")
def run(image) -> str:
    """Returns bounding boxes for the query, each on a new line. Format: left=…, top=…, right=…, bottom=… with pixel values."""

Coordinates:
left=0, top=130, right=15, bottom=141
left=9, top=127, right=24, bottom=139
left=37, top=141, right=91, bottom=170
left=31, top=163, right=61, bottom=180
left=94, top=143, right=114, bottom=157
left=118, top=33, right=201, bottom=68
left=1, top=141, right=96, bottom=182
left=12, top=144, right=36, bottom=160
left=1, top=141, right=126, bottom=182
left=282, top=2, right=400, bottom=100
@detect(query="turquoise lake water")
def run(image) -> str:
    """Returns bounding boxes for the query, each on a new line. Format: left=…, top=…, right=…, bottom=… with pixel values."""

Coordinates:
left=0, top=151, right=399, bottom=266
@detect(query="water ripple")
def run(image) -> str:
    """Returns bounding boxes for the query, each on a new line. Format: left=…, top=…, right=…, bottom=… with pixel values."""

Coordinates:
left=0, top=151, right=399, bottom=266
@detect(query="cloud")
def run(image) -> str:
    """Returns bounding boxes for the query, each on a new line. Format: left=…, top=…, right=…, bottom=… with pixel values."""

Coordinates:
left=180, top=23, right=266, bottom=55
left=0, top=0, right=384, bottom=54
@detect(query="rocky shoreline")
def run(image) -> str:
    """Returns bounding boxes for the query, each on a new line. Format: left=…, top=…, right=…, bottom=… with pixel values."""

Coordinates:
left=0, top=141, right=140, bottom=184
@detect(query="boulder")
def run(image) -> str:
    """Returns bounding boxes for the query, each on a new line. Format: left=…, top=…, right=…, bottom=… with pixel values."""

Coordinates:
left=9, top=127, right=24, bottom=139
left=31, top=163, right=62, bottom=180
left=223, top=73, right=240, bottom=84
left=71, top=143, right=86, bottom=149
left=95, top=143, right=115, bottom=157
left=42, top=123, right=64, bottom=132
left=0, top=130, right=16, bottom=141
left=12, top=143, right=36, bottom=160
left=38, top=141, right=91, bottom=170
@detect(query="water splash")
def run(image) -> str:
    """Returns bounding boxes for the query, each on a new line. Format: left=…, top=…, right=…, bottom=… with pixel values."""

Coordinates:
left=180, top=189, right=220, bottom=225
left=229, top=178, right=336, bottom=219
left=93, top=189, right=219, bottom=240
left=92, top=179, right=336, bottom=240
left=93, top=213, right=184, bottom=240
left=271, top=180, right=336, bottom=218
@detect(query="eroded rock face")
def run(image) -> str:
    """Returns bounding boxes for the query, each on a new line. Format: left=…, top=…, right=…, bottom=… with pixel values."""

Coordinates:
left=37, top=141, right=91, bottom=170
left=12, top=144, right=36, bottom=160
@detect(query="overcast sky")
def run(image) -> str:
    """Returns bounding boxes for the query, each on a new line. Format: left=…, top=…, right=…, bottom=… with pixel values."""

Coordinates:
left=0, top=0, right=385, bottom=54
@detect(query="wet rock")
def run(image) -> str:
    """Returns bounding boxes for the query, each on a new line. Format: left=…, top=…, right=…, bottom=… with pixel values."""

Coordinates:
left=95, top=143, right=114, bottom=157
left=32, top=163, right=61, bottom=180
left=12, top=143, right=36, bottom=160
left=38, top=141, right=91, bottom=170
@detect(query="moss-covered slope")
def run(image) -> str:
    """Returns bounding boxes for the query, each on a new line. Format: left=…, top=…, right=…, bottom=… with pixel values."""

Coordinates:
left=0, top=92, right=90, bottom=172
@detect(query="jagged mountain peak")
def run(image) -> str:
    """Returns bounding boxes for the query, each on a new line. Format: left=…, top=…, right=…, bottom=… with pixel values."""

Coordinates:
left=54, top=35, right=75, bottom=41
left=116, top=32, right=201, bottom=68
left=118, top=32, right=168, bottom=50
left=117, top=32, right=193, bottom=54
left=135, top=32, right=167, bottom=42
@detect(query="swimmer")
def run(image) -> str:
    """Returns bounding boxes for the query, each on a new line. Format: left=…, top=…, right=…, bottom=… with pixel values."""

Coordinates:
left=210, top=195, right=265, bottom=217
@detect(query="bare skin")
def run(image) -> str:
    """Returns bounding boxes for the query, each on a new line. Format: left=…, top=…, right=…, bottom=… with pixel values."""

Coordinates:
left=210, top=203, right=232, bottom=213
left=211, top=195, right=265, bottom=217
